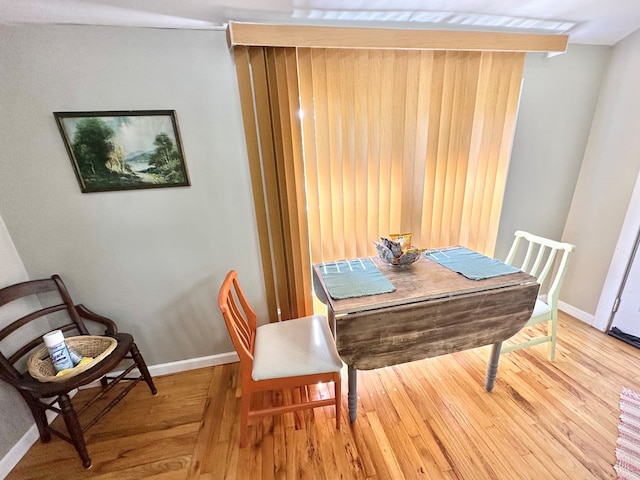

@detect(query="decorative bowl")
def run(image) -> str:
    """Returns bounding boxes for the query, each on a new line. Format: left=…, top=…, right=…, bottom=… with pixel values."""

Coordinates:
left=374, top=238, right=425, bottom=266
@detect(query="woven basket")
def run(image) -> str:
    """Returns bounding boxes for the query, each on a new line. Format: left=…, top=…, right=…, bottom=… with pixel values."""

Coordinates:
left=28, top=335, right=117, bottom=383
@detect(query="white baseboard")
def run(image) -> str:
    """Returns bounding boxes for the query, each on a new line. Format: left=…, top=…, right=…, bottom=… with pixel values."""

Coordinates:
left=0, top=425, right=39, bottom=480
left=559, top=301, right=596, bottom=328
left=147, top=351, right=239, bottom=377
left=0, top=351, right=238, bottom=479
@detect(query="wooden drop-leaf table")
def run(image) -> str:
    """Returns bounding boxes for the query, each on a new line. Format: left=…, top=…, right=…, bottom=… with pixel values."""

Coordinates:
left=312, top=253, right=539, bottom=423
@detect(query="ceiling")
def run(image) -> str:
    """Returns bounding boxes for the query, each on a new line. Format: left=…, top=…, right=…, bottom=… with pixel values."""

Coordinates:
left=1, top=0, right=640, bottom=46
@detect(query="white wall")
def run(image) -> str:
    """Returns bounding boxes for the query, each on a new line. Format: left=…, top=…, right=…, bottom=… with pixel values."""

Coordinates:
left=495, top=45, right=610, bottom=260
left=0, top=215, right=35, bottom=459
left=0, top=24, right=267, bottom=365
left=562, top=27, right=640, bottom=320
left=0, top=23, right=268, bottom=463
left=0, top=25, right=266, bottom=464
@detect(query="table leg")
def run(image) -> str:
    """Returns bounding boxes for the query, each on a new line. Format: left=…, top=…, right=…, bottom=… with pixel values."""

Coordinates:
left=485, top=341, right=502, bottom=392
left=348, top=364, right=357, bottom=423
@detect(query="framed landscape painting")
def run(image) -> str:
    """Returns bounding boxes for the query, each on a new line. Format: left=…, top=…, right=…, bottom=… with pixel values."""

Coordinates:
left=54, top=110, right=190, bottom=193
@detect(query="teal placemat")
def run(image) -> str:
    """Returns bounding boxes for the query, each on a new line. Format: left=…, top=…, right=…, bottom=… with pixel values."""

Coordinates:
left=424, top=247, right=520, bottom=280
left=318, top=258, right=396, bottom=299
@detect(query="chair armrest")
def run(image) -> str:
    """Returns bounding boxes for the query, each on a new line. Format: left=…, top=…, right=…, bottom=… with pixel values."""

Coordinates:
left=74, top=304, right=118, bottom=335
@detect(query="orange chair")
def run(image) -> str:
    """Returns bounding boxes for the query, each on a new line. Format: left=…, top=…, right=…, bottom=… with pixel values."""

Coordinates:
left=218, top=270, right=342, bottom=446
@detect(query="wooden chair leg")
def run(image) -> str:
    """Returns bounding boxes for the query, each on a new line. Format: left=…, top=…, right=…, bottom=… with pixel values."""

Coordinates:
left=58, top=393, right=92, bottom=469
left=239, top=389, right=250, bottom=448
left=548, top=318, right=558, bottom=362
left=130, top=342, right=157, bottom=395
left=334, top=374, right=341, bottom=430
left=21, top=393, right=51, bottom=443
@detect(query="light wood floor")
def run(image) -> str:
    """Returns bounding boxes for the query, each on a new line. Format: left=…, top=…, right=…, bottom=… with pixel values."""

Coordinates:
left=7, top=311, right=640, bottom=479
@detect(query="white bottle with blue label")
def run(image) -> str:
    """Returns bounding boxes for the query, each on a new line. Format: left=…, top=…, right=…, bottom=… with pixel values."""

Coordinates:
left=43, top=330, right=74, bottom=372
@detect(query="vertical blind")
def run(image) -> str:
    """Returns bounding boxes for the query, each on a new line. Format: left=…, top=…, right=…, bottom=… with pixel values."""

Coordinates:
left=234, top=46, right=313, bottom=322
left=234, top=44, right=525, bottom=321
left=299, top=48, right=525, bottom=262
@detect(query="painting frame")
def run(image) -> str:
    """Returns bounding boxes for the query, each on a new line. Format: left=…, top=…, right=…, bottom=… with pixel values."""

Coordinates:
left=54, top=110, right=190, bottom=193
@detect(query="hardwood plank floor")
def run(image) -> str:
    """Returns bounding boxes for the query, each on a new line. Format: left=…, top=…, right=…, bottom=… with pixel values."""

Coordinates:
left=7, top=312, right=639, bottom=479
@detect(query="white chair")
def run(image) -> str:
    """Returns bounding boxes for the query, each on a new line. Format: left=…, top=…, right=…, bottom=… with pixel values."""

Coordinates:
left=218, top=270, right=343, bottom=447
left=500, top=230, right=575, bottom=361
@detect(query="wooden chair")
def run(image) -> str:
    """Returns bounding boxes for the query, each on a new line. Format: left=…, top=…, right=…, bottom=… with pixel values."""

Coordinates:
left=501, top=230, right=576, bottom=361
left=0, top=275, right=157, bottom=468
left=217, top=270, right=342, bottom=447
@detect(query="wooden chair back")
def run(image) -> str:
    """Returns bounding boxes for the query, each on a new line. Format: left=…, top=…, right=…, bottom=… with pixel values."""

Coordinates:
left=505, top=230, right=575, bottom=313
left=0, top=274, right=155, bottom=468
left=502, top=230, right=575, bottom=360
left=0, top=275, right=95, bottom=384
left=217, top=271, right=255, bottom=366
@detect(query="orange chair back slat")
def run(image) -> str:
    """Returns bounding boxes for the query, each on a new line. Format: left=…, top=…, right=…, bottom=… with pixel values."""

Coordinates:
left=218, top=271, right=254, bottom=362
left=230, top=297, right=252, bottom=349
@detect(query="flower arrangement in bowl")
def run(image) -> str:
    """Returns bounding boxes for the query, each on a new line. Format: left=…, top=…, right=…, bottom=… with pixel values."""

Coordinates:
left=374, top=234, right=426, bottom=267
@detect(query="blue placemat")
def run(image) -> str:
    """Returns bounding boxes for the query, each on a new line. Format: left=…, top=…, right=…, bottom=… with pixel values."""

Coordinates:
left=318, top=258, right=396, bottom=299
left=424, top=247, right=520, bottom=280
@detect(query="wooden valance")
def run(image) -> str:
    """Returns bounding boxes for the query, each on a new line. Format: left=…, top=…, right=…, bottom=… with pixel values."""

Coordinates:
left=228, top=22, right=568, bottom=53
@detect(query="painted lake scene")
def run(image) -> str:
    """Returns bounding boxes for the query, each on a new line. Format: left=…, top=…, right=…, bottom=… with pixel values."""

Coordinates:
left=55, top=110, right=189, bottom=193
